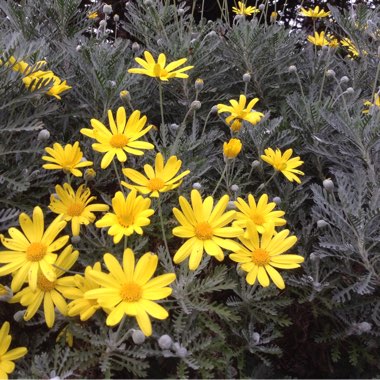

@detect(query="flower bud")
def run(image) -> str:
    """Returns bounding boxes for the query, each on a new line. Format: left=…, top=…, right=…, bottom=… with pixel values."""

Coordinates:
left=323, top=178, right=334, bottom=192
left=176, top=347, right=188, bottom=358
left=340, top=76, right=349, bottom=84
left=242, top=72, right=251, bottom=83
left=321, top=45, right=329, bottom=52
left=157, top=38, right=164, bottom=47
left=230, top=184, right=239, bottom=192
left=258, top=4, right=265, bottom=11
left=230, top=119, right=242, bottom=132
left=251, top=160, right=260, bottom=168
left=170, top=123, right=179, bottom=131
left=108, top=80, right=116, bottom=88
left=0, top=285, right=13, bottom=302
left=357, top=322, right=372, bottom=333
left=158, top=334, right=172, bottom=350
left=288, top=65, right=297, bottom=73
left=227, top=200, right=236, bottom=210
left=99, top=19, right=107, bottom=28
left=113, top=14, right=119, bottom=22
left=84, top=168, right=96, bottom=181
left=309, top=252, right=319, bottom=262
left=326, top=69, right=336, bottom=77
left=38, top=129, right=50, bottom=141
left=143, top=0, right=153, bottom=6
left=13, top=310, right=26, bottom=322
left=211, top=105, right=218, bottom=114
left=190, top=100, right=201, bottom=110
left=207, top=31, right=217, bottom=38
left=71, top=235, right=81, bottom=244
left=132, top=329, right=146, bottom=344
left=192, top=182, right=202, bottom=190
left=76, top=45, right=82, bottom=52
left=223, top=138, right=242, bottom=159
left=272, top=196, right=281, bottom=205
left=317, top=219, right=329, bottom=228
left=103, top=4, right=113, bottom=14
left=252, top=332, right=260, bottom=344
left=346, top=87, right=354, bottom=94
left=178, top=8, right=185, bottom=16
left=270, top=11, right=278, bottom=23
left=119, top=90, right=130, bottom=101
left=132, top=42, right=140, bottom=52
left=194, top=78, right=204, bottom=91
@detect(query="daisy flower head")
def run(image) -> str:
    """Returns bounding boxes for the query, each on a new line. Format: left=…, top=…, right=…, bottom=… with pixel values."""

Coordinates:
left=67, top=262, right=104, bottom=321
left=172, top=190, right=243, bottom=270
left=217, top=95, right=264, bottom=130
left=85, top=249, right=176, bottom=336
left=229, top=222, right=304, bottom=289
left=223, top=138, right=242, bottom=159
left=87, top=11, right=99, bottom=19
left=307, top=31, right=330, bottom=47
left=128, top=51, right=194, bottom=81
left=0, top=206, right=69, bottom=292
left=42, top=142, right=93, bottom=177
left=261, top=148, right=304, bottom=184
left=0, top=321, right=28, bottom=380
left=232, top=1, right=259, bottom=16
left=300, top=6, right=330, bottom=18
left=363, top=93, right=380, bottom=114
left=341, top=37, right=360, bottom=58
left=95, top=190, right=154, bottom=244
left=80, top=106, right=154, bottom=169
left=234, top=194, right=286, bottom=235
left=49, top=183, right=109, bottom=236
left=122, top=153, right=190, bottom=197
left=10, top=245, right=78, bottom=328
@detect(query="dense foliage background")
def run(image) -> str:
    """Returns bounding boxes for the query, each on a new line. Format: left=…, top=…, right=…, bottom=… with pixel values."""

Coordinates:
left=0, top=0, right=379, bottom=378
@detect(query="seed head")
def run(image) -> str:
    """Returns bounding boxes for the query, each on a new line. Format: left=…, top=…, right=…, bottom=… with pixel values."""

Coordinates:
left=190, top=100, right=201, bottom=110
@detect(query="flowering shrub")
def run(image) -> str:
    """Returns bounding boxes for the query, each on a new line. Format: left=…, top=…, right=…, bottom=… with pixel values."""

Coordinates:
left=0, top=0, right=379, bottom=378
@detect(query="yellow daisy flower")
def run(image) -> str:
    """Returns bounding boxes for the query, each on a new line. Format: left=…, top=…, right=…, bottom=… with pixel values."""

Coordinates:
left=0, top=321, right=28, bottom=380
left=363, top=93, right=380, bottom=114
left=232, top=1, right=259, bottom=16
left=66, top=262, right=104, bottom=321
left=80, top=106, right=154, bottom=169
left=49, top=183, right=109, bottom=236
left=326, top=33, right=339, bottom=48
left=95, top=190, right=154, bottom=244
left=217, top=94, right=264, bottom=129
left=223, top=138, right=242, bottom=159
left=234, top=194, right=286, bottom=234
left=85, top=248, right=176, bottom=336
left=261, top=148, right=304, bottom=184
left=0, top=56, right=46, bottom=75
left=172, top=189, right=243, bottom=270
left=229, top=222, right=304, bottom=289
left=87, top=11, right=99, bottom=19
left=128, top=51, right=194, bottom=81
left=300, top=6, right=330, bottom=18
left=42, top=142, right=93, bottom=177
left=307, top=31, right=330, bottom=47
left=341, top=37, right=360, bottom=58
left=10, top=245, right=78, bottom=328
left=0, top=206, right=69, bottom=292
left=122, top=153, right=190, bottom=197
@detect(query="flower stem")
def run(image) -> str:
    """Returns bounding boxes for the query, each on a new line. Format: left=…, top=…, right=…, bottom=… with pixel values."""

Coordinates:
left=212, top=161, right=229, bottom=197
left=112, top=159, right=125, bottom=194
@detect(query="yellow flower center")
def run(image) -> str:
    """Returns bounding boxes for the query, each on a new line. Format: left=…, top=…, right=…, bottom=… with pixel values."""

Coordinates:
left=117, top=213, right=134, bottom=228
left=26, top=242, right=47, bottom=262
left=274, top=161, right=287, bottom=171
left=251, top=213, right=264, bottom=225
left=67, top=202, right=84, bottom=216
left=252, top=248, right=270, bottom=266
left=153, top=63, right=168, bottom=78
left=147, top=177, right=165, bottom=191
left=194, top=222, right=213, bottom=240
left=110, top=134, right=129, bottom=148
left=120, top=282, right=142, bottom=302
left=37, top=273, right=56, bottom=291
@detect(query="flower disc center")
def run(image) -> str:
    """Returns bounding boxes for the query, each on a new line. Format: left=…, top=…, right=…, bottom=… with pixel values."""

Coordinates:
left=37, top=273, right=56, bottom=291
left=120, top=282, right=142, bottom=302
left=195, top=222, right=213, bottom=240
left=148, top=177, right=165, bottom=191
left=252, top=248, right=270, bottom=266
left=26, top=242, right=47, bottom=262
left=67, top=202, right=84, bottom=216
left=110, top=134, right=129, bottom=148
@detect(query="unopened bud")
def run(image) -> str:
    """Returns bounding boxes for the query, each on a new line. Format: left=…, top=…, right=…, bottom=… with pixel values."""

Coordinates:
left=251, top=160, right=260, bottom=168
left=157, top=38, right=164, bottom=47
left=326, top=69, right=335, bottom=77
left=211, top=105, right=218, bottom=114
left=340, top=76, right=349, bottom=84
left=14, top=310, right=26, bottom=322
left=190, top=100, right=201, bottom=110
left=323, top=178, right=334, bottom=192
left=76, top=45, right=82, bottom=52
left=230, top=184, right=239, bottom=192
left=170, top=123, right=179, bottom=131
left=103, top=4, right=113, bottom=14
left=113, top=14, right=119, bottom=22
left=195, top=78, right=204, bottom=91
left=38, top=129, right=50, bottom=141
left=99, top=19, right=107, bottom=28
left=321, top=45, right=329, bottom=52
left=119, top=90, right=130, bottom=101
left=227, top=200, right=236, bottom=210
left=272, top=196, right=281, bottom=205
left=108, top=80, right=116, bottom=88
left=158, top=334, right=172, bottom=350
left=71, top=235, right=81, bottom=244
left=317, top=219, right=329, bottom=228
left=132, top=42, right=140, bottom=52
left=270, top=11, right=278, bottom=23
left=288, top=65, right=297, bottom=73
left=313, top=281, right=322, bottom=292
left=309, top=252, right=319, bottom=262
left=143, top=0, right=153, bottom=6
left=176, top=347, right=188, bottom=358
left=258, top=4, right=265, bottom=11
left=346, top=87, right=354, bottom=94
left=84, top=168, right=96, bottom=181
left=207, top=31, right=217, bottom=38
left=242, top=72, right=251, bottom=83
left=357, top=322, right=372, bottom=333
left=252, top=332, right=260, bottom=344
left=192, top=182, right=202, bottom=190
left=178, top=8, right=185, bottom=16
left=132, top=329, right=146, bottom=344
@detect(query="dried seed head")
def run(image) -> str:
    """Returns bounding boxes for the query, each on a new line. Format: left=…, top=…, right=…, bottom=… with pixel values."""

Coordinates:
left=346, top=87, right=354, bottom=94
left=251, top=160, right=260, bottom=168
left=190, top=100, right=201, bottom=110
left=258, top=4, right=265, bottom=10
left=99, top=19, right=107, bottom=28
left=178, top=8, right=185, bottom=16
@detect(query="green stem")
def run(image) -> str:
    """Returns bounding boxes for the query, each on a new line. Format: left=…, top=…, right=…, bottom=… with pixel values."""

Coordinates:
left=158, top=197, right=175, bottom=272
left=371, top=59, right=380, bottom=100
left=112, top=159, right=125, bottom=194
left=212, top=161, right=229, bottom=197
left=254, top=171, right=277, bottom=196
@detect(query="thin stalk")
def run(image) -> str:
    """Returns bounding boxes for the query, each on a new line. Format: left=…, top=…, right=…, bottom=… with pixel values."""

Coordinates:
left=371, top=59, right=380, bottom=100
left=254, top=171, right=277, bottom=196
left=158, top=197, right=175, bottom=273
left=212, top=161, right=229, bottom=197
left=112, top=159, right=125, bottom=194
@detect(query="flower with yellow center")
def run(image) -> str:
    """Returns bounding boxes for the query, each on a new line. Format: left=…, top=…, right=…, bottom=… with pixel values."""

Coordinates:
left=300, top=6, right=330, bottom=18
left=95, top=190, right=154, bottom=244
left=172, top=189, right=243, bottom=270
left=80, top=107, right=154, bottom=169
left=261, top=148, right=304, bottom=184
left=42, top=142, right=93, bottom=177
left=217, top=95, right=264, bottom=129
left=0, top=321, right=28, bottom=380
left=10, top=245, right=78, bottom=328
left=234, top=194, right=286, bottom=234
left=128, top=51, right=194, bottom=81
left=363, top=93, right=380, bottom=114
left=229, top=222, right=304, bottom=289
left=223, top=138, right=242, bottom=159
left=0, top=206, right=68, bottom=292
left=0, top=56, right=46, bottom=75
left=49, top=183, right=109, bottom=236
left=326, top=33, right=339, bottom=48
left=232, top=1, right=259, bottom=16
left=122, top=153, right=190, bottom=197
left=341, top=37, right=361, bottom=58
left=66, top=262, right=104, bottom=321
left=87, top=11, right=99, bottom=19
left=307, top=31, right=330, bottom=47
left=85, top=249, right=176, bottom=336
